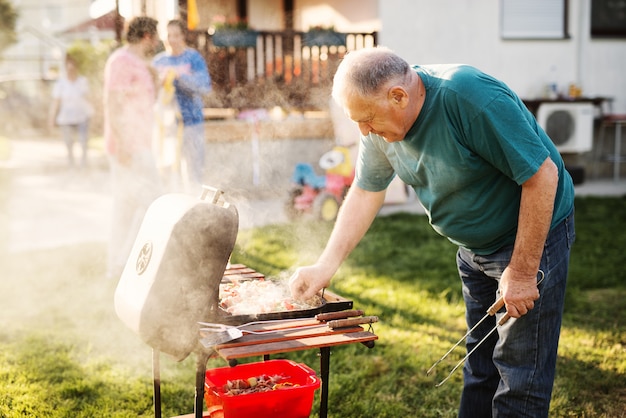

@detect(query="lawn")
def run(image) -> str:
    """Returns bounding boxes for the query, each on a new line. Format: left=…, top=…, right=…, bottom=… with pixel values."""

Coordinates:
left=0, top=196, right=624, bottom=417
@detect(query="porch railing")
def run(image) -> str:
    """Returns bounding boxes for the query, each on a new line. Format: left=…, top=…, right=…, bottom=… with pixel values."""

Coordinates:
left=190, top=30, right=377, bottom=109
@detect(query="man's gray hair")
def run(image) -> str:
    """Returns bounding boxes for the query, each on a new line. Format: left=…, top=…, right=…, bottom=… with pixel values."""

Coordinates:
left=332, top=46, right=411, bottom=103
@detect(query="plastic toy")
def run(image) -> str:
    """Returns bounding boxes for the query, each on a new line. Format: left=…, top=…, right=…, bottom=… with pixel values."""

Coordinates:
left=285, top=145, right=355, bottom=221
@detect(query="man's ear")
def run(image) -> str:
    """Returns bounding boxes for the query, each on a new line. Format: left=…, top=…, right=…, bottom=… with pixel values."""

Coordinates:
left=388, top=86, right=408, bottom=108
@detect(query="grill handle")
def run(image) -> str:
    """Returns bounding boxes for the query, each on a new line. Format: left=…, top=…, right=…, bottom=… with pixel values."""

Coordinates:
left=200, top=185, right=225, bottom=206
left=328, top=316, right=378, bottom=329
left=315, top=309, right=365, bottom=322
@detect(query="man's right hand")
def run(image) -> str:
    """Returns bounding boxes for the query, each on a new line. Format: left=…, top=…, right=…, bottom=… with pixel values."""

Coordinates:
left=289, top=265, right=332, bottom=301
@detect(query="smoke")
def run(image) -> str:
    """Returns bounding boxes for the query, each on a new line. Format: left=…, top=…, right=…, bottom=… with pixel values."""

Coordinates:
left=2, top=31, right=342, bottom=372
left=0, top=240, right=155, bottom=373
left=1, top=132, right=337, bottom=376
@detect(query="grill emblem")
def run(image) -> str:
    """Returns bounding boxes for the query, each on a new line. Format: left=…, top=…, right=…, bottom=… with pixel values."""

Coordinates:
left=136, top=242, right=153, bottom=275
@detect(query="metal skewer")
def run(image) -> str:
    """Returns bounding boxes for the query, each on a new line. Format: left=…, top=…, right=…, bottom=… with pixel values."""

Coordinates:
left=428, top=270, right=545, bottom=386
left=435, top=311, right=511, bottom=387
left=426, top=294, right=505, bottom=376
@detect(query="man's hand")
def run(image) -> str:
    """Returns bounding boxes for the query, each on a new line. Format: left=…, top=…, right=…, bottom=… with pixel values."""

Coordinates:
left=289, top=265, right=332, bottom=301
left=499, top=267, right=540, bottom=318
left=289, top=186, right=385, bottom=301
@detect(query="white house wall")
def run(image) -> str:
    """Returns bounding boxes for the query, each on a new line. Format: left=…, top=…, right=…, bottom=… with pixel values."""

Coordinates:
left=118, top=0, right=177, bottom=36
left=294, top=0, right=380, bottom=32
left=1, top=0, right=93, bottom=76
left=4, top=0, right=623, bottom=112
left=249, top=0, right=284, bottom=31
left=17, top=0, right=89, bottom=33
left=379, top=0, right=626, bottom=113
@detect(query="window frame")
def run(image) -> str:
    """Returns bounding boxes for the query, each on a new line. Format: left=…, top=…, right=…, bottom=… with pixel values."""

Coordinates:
left=591, top=0, right=626, bottom=39
left=500, top=0, right=570, bottom=40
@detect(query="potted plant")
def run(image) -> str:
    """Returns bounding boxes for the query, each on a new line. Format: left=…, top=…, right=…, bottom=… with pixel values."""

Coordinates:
left=211, top=15, right=258, bottom=48
left=303, top=25, right=346, bottom=47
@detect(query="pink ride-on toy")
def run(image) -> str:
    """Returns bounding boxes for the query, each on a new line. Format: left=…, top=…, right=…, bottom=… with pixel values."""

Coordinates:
left=285, top=146, right=355, bottom=221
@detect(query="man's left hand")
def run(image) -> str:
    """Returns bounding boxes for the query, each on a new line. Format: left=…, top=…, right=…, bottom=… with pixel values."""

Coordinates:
left=500, top=267, right=540, bottom=318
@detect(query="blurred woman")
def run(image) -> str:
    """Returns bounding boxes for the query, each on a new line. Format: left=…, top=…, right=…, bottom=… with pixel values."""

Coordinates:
left=103, top=16, right=163, bottom=279
left=153, top=19, right=211, bottom=191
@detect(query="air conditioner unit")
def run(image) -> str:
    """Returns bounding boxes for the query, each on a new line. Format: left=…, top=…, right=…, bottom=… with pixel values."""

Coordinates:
left=536, top=102, right=594, bottom=153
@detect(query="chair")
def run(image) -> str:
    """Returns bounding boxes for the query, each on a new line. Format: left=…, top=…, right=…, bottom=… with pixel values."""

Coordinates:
left=593, top=114, right=626, bottom=181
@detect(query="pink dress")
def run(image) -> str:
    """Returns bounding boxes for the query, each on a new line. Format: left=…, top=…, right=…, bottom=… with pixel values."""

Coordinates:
left=103, top=46, right=162, bottom=278
left=103, top=47, right=156, bottom=156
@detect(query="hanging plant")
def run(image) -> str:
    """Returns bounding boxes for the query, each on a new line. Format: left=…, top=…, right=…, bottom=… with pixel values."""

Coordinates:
left=211, top=15, right=258, bottom=48
left=303, top=25, right=346, bottom=47
left=212, top=29, right=258, bottom=48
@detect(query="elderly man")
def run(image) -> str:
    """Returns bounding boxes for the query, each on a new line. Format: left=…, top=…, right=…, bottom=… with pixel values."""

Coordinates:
left=289, top=46, right=575, bottom=417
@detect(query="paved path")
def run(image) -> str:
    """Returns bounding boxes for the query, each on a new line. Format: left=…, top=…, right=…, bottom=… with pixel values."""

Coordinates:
left=2, top=137, right=624, bottom=254
left=2, top=138, right=110, bottom=253
left=1, top=137, right=317, bottom=253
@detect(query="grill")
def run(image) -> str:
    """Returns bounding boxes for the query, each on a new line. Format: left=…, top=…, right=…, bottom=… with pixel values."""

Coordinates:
left=113, top=187, right=369, bottom=418
left=114, top=187, right=238, bottom=362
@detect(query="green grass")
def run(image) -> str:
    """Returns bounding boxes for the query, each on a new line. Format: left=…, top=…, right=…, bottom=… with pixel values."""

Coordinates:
left=0, top=196, right=624, bottom=417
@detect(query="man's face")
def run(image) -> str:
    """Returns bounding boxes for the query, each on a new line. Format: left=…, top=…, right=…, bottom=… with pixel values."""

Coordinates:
left=140, top=33, right=160, bottom=56
left=344, top=91, right=407, bottom=143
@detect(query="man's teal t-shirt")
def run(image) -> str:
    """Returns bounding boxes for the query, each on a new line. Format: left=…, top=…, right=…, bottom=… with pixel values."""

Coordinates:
left=355, top=64, right=575, bottom=255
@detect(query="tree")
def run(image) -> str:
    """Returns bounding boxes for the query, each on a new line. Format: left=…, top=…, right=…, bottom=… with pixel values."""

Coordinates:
left=0, top=0, right=18, bottom=57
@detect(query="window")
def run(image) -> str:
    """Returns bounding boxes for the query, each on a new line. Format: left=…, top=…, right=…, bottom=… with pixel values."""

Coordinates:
left=591, top=0, right=626, bottom=38
left=500, top=0, right=569, bottom=40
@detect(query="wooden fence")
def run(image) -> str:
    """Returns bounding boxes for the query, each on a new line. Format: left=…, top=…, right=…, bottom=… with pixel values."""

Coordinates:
left=189, top=30, right=377, bottom=108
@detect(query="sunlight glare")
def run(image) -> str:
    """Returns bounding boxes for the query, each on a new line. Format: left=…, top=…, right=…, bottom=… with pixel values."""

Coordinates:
left=90, top=0, right=132, bottom=19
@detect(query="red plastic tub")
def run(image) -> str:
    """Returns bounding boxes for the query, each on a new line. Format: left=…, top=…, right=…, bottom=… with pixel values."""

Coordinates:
left=204, top=359, right=321, bottom=418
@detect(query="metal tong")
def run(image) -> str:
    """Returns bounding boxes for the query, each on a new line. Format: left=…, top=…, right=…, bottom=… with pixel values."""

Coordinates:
left=198, top=310, right=379, bottom=349
left=198, top=317, right=324, bottom=348
left=427, top=270, right=545, bottom=387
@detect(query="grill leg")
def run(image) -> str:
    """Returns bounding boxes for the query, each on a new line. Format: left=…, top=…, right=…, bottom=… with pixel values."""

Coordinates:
left=153, top=349, right=161, bottom=418
left=319, top=346, right=330, bottom=418
left=614, top=122, right=623, bottom=182
left=195, top=351, right=210, bottom=418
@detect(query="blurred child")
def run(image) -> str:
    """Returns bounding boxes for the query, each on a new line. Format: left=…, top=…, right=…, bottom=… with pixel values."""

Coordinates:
left=48, top=54, right=92, bottom=168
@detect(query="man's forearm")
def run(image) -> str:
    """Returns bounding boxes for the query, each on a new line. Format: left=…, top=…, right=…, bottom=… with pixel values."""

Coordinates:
left=509, top=157, right=559, bottom=276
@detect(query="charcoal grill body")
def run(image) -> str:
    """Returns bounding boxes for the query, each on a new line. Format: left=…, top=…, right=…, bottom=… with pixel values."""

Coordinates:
left=114, top=192, right=238, bottom=361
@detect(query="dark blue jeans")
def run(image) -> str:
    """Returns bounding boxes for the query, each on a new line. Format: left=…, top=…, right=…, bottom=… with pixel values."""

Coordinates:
left=456, top=210, right=575, bottom=418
